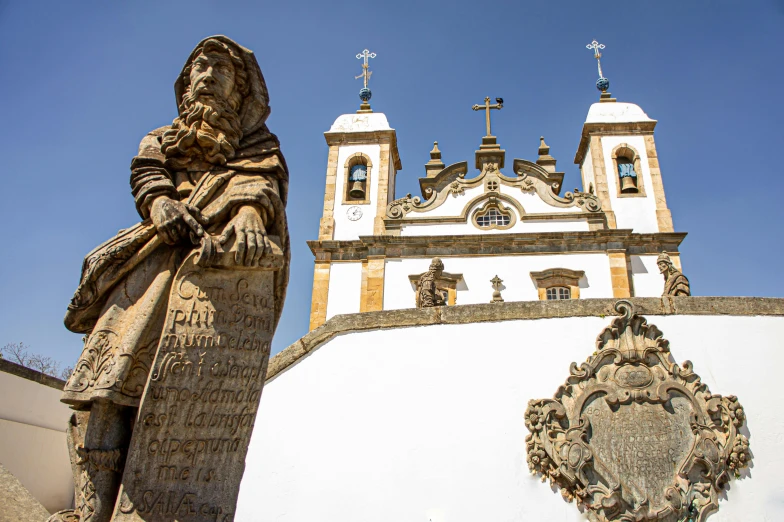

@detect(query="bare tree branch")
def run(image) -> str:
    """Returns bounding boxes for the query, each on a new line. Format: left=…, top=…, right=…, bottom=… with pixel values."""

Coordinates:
left=1, top=342, right=70, bottom=380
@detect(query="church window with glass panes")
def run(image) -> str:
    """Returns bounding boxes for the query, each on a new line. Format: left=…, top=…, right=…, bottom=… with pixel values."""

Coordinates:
left=546, top=287, right=571, bottom=300
left=473, top=204, right=513, bottom=230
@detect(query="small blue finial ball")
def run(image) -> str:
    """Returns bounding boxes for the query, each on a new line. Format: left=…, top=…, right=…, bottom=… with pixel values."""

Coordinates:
left=596, top=77, right=610, bottom=92
left=359, top=87, right=372, bottom=102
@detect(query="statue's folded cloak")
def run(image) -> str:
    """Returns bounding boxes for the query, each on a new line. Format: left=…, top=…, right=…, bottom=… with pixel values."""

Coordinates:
left=62, top=36, right=289, bottom=408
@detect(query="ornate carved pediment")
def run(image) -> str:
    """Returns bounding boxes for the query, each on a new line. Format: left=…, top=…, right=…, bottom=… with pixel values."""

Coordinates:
left=525, top=301, right=750, bottom=522
left=387, top=159, right=602, bottom=221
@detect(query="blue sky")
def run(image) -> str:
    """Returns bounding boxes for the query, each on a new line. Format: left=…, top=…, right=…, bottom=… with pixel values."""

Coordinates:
left=1, top=1, right=782, bottom=368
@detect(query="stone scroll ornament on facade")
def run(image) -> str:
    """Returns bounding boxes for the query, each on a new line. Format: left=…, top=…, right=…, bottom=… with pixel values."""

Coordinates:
left=49, top=35, right=289, bottom=522
left=524, top=301, right=750, bottom=522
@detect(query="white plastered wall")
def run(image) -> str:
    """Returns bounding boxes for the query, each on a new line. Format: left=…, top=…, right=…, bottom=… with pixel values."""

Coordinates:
left=631, top=255, right=664, bottom=297
left=237, top=315, right=783, bottom=521
left=0, top=370, right=74, bottom=512
left=400, top=219, right=590, bottom=236
left=325, top=262, right=363, bottom=320
left=383, top=254, right=611, bottom=309
left=333, top=144, right=381, bottom=240
left=600, top=136, right=659, bottom=233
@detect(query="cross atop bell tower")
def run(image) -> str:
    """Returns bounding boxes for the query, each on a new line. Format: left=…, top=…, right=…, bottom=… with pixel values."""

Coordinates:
left=355, top=48, right=376, bottom=113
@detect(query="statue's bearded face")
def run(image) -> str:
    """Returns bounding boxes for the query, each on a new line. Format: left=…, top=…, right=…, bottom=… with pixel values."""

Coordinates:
left=657, top=260, right=670, bottom=274
left=161, top=42, right=248, bottom=168
left=189, top=50, right=236, bottom=102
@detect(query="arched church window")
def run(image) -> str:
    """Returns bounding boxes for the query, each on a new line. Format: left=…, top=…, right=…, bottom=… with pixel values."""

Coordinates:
left=474, top=205, right=512, bottom=229
left=546, top=287, right=571, bottom=300
left=617, top=157, right=638, bottom=193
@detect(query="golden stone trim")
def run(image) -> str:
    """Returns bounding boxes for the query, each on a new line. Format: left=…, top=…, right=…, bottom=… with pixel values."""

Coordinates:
left=309, top=261, right=331, bottom=331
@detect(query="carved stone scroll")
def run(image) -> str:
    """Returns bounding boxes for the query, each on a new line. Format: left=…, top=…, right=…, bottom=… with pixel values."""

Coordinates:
left=112, top=240, right=284, bottom=521
left=525, top=300, right=750, bottom=522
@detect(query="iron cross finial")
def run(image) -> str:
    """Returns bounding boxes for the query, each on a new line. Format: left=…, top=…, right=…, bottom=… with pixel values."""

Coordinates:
left=471, top=96, right=504, bottom=137
left=586, top=39, right=606, bottom=79
left=355, top=49, right=377, bottom=89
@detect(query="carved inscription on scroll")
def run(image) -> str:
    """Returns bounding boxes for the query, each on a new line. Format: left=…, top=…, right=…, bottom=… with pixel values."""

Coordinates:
left=114, top=253, right=278, bottom=521
left=524, top=301, right=751, bottom=522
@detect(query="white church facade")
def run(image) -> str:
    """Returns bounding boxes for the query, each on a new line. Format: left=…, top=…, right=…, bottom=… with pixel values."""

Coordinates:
left=308, top=94, right=684, bottom=329
left=230, top=92, right=783, bottom=521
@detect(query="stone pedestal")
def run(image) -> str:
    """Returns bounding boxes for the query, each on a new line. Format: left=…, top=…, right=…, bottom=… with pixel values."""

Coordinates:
left=112, top=241, right=284, bottom=521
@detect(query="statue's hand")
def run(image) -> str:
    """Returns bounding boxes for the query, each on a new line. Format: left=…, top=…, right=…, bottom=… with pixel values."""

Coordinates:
left=150, top=196, right=205, bottom=245
left=218, top=205, right=270, bottom=267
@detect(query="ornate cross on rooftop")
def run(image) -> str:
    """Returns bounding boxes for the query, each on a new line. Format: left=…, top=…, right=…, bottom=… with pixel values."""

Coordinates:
left=472, top=96, right=503, bottom=137
left=586, top=39, right=611, bottom=94
left=586, top=39, right=606, bottom=79
left=355, top=49, right=376, bottom=88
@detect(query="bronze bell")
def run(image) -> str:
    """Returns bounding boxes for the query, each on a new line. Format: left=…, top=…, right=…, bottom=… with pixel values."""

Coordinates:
left=349, top=180, right=366, bottom=199
left=620, top=176, right=637, bottom=193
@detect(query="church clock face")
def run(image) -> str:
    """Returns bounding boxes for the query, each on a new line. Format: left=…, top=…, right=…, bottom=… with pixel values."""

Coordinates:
left=347, top=206, right=363, bottom=221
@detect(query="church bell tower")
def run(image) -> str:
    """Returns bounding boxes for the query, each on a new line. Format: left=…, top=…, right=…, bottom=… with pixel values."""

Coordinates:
left=310, top=49, right=401, bottom=330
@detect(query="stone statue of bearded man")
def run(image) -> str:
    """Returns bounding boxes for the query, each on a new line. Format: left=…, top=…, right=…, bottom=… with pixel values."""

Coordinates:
left=53, top=36, right=289, bottom=522
left=416, top=258, right=447, bottom=308
left=658, top=251, right=690, bottom=297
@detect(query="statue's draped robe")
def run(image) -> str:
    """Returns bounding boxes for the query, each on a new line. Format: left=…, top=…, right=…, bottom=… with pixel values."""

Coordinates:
left=61, top=125, right=289, bottom=408
left=663, top=270, right=690, bottom=297
left=416, top=272, right=444, bottom=308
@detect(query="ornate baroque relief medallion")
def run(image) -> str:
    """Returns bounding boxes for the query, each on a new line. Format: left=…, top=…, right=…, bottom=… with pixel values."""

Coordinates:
left=525, top=301, right=750, bottom=522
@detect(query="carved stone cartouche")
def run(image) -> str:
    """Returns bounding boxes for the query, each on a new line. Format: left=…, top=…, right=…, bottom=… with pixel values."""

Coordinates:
left=52, top=35, right=289, bottom=522
left=658, top=251, right=691, bottom=297
left=525, top=300, right=750, bottom=522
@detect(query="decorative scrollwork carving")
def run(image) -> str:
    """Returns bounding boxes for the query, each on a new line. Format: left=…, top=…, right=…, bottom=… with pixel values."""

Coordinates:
left=559, top=189, right=602, bottom=213
left=525, top=300, right=751, bottom=521
left=386, top=193, right=423, bottom=219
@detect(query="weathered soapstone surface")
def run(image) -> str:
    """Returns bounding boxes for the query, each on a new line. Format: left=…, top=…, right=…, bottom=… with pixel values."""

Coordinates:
left=415, top=257, right=446, bottom=308
left=525, top=300, right=750, bottom=522
left=0, top=464, right=51, bottom=522
left=52, top=34, right=289, bottom=522
left=114, top=247, right=282, bottom=521
left=658, top=251, right=690, bottom=297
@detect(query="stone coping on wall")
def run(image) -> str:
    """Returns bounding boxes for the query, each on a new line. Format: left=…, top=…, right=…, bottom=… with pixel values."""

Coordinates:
left=267, top=297, right=784, bottom=382
left=0, top=358, right=66, bottom=391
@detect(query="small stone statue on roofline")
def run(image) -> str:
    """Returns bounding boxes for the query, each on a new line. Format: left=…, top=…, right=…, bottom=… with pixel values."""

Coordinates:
left=416, top=258, right=447, bottom=308
left=658, top=251, right=690, bottom=297
left=50, top=36, right=289, bottom=522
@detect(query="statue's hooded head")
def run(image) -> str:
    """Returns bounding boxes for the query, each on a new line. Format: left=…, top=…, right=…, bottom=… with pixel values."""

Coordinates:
left=429, top=257, right=445, bottom=275
left=657, top=251, right=675, bottom=275
left=162, top=36, right=271, bottom=169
